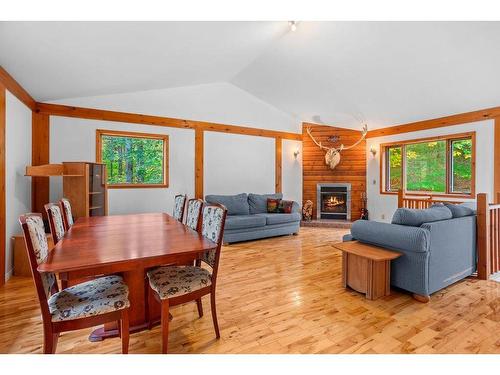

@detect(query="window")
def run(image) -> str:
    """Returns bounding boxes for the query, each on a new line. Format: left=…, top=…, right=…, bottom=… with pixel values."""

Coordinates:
left=381, top=132, right=475, bottom=197
left=96, top=129, right=168, bottom=188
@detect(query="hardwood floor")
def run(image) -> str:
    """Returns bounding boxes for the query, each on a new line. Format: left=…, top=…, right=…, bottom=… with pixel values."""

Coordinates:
left=1, top=227, right=499, bottom=354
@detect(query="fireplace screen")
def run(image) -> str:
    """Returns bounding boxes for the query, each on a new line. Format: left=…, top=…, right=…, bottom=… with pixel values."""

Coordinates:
left=317, top=183, right=351, bottom=220
left=321, top=193, right=347, bottom=213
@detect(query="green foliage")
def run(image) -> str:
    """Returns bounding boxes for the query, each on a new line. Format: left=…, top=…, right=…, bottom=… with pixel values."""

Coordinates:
left=101, top=135, right=165, bottom=185
left=388, top=146, right=402, bottom=190
left=451, top=139, right=472, bottom=193
left=387, top=139, right=472, bottom=193
left=406, top=141, right=446, bottom=192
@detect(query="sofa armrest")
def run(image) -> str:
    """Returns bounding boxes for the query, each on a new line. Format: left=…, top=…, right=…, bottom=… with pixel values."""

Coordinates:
left=291, top=201, right=301, bottom=214
left=350, top=220, right=430, bottom=253
left=342, top=233, right=354, bottom=242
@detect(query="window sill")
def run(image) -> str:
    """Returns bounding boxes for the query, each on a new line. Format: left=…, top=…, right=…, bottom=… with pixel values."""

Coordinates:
left=107, top=184, right=169, bottom=189
left=380, top=191, right=474, bottom=199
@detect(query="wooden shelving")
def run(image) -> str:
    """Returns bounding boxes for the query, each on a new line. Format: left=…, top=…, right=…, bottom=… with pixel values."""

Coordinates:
left=26, top=162, right=108, bottom=219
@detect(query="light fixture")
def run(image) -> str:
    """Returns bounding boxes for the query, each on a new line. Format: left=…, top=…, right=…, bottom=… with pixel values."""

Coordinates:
left=369, top=145, right=377, bottom=157
left=294, top=148, right=300, bottom=158
left=289, top=21, right=297, bottom=32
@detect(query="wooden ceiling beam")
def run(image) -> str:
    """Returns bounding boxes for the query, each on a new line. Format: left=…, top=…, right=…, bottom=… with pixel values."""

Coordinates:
left=0, top=66, right=36, bottom=111
left=366, top=107, right=500, bottom=138
left=36, top=102, right=303, bottom=141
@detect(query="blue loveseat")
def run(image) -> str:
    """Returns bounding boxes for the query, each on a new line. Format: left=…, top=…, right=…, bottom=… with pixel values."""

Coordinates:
left=205, top=193, right=301, bottom=243
left=343, top=203, right=477, bottom=298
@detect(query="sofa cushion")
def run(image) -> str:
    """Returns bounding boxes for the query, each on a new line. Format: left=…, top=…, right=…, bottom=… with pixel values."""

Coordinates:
left=224, top=215, right=267, bottom=230
left=248, top=193, right=283, bottom=214
left=444, top=203, right=475, bottom=218
left=391, top=206, right=452, bottom=227
left=256, top=212, right=301, bottom=225
left=205, top=193, right=250, bottom=216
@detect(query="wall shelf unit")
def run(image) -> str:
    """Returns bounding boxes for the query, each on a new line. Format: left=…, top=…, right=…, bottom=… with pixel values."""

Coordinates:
left=26, top=162, right=108, bottom=218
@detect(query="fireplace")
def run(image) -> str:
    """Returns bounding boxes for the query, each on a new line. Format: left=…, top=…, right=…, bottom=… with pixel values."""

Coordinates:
left=317, top=183, right=351, bottom=220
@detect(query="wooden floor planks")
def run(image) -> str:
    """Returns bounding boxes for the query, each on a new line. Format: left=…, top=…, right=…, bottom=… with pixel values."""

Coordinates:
left=0, top=227, right=499, bottom=354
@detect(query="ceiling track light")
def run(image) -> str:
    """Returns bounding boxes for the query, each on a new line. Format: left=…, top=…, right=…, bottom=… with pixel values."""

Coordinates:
left=289, top=21, right=297, bottom=32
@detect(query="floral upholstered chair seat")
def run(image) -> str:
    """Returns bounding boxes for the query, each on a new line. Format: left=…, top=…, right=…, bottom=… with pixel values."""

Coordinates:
left=48, top=275, right=130, bottom=322
left=147, top=266, right=212, bottom=299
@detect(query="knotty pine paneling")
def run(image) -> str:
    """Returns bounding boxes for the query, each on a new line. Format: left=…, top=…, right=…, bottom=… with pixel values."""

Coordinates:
left=302, top=124, right=367, bottom=221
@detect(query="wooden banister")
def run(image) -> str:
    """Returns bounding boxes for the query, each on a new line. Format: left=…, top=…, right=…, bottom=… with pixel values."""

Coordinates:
left=477, top=193, right=490, bottom=280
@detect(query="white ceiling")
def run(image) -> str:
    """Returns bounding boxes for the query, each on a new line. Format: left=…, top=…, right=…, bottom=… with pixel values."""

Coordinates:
left=1, top=21, right=500, bottom=129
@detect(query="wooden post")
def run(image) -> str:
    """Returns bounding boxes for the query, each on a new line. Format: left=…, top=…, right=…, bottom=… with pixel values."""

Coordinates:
left=275, top=137, right=282, bottom=194
left=194, top=129, right=204, bottom=199
left=397, top=189, right=404, bottom=208
left=477, top=193, right=490, bottom=280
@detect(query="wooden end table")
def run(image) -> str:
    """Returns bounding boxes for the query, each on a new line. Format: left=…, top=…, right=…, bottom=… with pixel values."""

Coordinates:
left=332, top=241, right=401, bottom=300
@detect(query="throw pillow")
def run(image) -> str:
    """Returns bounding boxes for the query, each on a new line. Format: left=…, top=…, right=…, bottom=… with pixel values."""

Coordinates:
left=279, top=200, right=294, bottom=214
left=267, top=198, right=281, bottom=213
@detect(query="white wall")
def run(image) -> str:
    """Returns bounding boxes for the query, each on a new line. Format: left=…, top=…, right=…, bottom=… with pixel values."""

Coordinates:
left=204, top=132, right=275, bottom=196
left=366, top=120, right=494, bottom=222
left=49, top=82, right=302, bottom=215
left=50, top=82, right=301, bottom=133
left=50, top=117, right=194, bottom=215
left=5, top=91, right=32, bottom=280
left=282, top=139, right=302, bottom=203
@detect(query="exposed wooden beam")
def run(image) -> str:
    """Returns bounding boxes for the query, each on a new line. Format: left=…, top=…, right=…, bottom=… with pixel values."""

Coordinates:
left=36, top=102, right=193, bottom=130
left=195, top=121, right=302, bottom=141
left=366, top=107, right=500, bottom=138
left=495, top=118, right=500, bottom=201
left=0, top=84, right=6, bottom=285
left=275, top=137, right=282, bottom=194
left=36, top=102, right=303, bottom=141
left=194, top=129, right=204, bottom=199
left=0, top=66, right=36, bottom=111
left=31, top=113, right=50, bottom=215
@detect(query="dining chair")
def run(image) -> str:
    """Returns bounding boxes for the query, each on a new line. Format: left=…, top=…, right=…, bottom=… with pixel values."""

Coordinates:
left=19, top=213, right=131, bottom=354
left=147, top=203, right=227, bottom=353
left=44, top=203, right=66, bottom=245
left=173, top=194, right=187, bottom=222
left=185, top=198, right=203, bottom=231
left=59, top=198, right=74, bottom=231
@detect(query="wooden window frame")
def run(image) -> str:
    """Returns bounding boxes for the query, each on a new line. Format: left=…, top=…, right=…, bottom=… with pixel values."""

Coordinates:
left=96, top=129, right=169, bottom=189
left=379, top=131, right=476, bottom=199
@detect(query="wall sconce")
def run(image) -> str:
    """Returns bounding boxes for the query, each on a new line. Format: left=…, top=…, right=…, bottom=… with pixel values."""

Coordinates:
left=293, top=149, right=300, bottom=158
left=369, top=145, right=377, bottom=157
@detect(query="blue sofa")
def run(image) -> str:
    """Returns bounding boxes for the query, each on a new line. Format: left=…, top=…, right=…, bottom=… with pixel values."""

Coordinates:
left=343, top=203, right=477, bottom=298
left=205, top=193, right=301, bottom=243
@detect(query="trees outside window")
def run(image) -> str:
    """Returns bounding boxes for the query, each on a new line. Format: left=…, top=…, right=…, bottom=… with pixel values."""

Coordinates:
left=96, top=129, right=168, bottom=188
left=381, top=132, right=474, bottom=197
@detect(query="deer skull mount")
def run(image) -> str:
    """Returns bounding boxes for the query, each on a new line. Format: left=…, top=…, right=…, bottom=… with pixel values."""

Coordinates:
left=306, top=124, right=368, bottom=170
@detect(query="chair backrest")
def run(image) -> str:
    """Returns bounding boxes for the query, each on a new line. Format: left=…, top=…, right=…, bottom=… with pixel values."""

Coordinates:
left=60, top=198, right=74, bottom=230
left=200, top=203, right=227, bottom=277
left=44, top=203, right=66, bottom=244
left=173, top=194, right=187, bottom=222
left=185, top=198, right=203, bottom=231
left=19, top=213, right=58, bottom=319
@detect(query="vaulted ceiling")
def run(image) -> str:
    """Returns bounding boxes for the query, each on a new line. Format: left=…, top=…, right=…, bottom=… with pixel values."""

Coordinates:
left=1, top=21, right=500, bottom=129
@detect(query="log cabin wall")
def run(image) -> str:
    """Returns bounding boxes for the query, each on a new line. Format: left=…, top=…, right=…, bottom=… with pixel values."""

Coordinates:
left=302, top=123, right=367, bottom=221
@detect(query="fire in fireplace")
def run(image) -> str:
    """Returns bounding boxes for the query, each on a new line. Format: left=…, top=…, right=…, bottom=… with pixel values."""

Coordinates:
left=317, top=183, right=351, bottom=220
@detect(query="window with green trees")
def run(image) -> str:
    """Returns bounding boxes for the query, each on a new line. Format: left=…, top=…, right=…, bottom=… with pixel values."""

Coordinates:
left=97, top=129, right=168, bottom=188
left=382, top=133, right=474, bottom=196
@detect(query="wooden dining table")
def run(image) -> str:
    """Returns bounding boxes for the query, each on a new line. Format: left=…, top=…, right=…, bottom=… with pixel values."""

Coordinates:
left=37, top=212, right=216, bottom=341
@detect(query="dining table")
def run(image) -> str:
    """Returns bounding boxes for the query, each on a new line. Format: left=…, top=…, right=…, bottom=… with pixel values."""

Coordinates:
left=37, top=212, right=217, bottom=341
